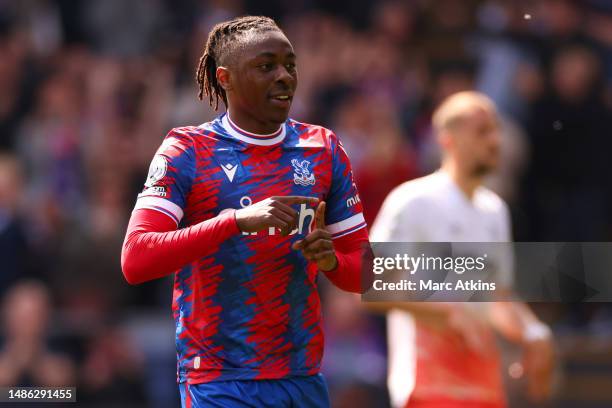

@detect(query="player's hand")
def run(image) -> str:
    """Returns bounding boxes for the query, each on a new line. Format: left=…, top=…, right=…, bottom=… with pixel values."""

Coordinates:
left=522, top=324, right=554, bottom=402
left=292, top=201, right=337, bottom=271
left=235, top=196, right=319, bottom=235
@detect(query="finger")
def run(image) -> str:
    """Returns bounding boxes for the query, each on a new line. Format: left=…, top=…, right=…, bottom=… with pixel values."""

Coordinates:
left=301, top=235, right=332, bottom=248
left=312, top=250, right=336, bottom=261
left=292, top=240, right=304, bottom=250
left=271, top=200, right=299, bottom=217
left=272, top=201, right=299, bottom=230
left=298, top=247, right=316, bottom=261
left=265, top=214, right=290, bottom=232
left=274, top=196, right=320, bottom=206
left=315, top=201, right=326, bottom=230
left=300, top=229, right=332, bottom=246
left=298, top=240, right=332, bottom=259
left=269, top=203, right=300, bottom=235
left=270, top=207, right=298, bottom=230
left=301, top=239, right=334, bottom=254
left=302, top=247, right=334, bottom=263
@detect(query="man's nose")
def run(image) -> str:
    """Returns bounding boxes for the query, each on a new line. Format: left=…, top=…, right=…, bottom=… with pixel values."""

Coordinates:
left=275, top=66, right=295, bottom=86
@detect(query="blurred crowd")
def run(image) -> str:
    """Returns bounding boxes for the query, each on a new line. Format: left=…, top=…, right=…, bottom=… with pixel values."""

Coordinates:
left=1, top=0, right=612, bottom=407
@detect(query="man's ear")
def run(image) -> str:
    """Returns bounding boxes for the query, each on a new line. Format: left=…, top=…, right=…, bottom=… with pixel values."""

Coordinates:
left=216, top=66, right=231, bottom=92
left=437, top=130, right=453, bottom=151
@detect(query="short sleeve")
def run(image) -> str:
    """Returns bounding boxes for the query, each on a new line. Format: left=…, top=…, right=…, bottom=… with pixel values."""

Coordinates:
left=133, top=129, right=196, bottom=225
left=370, top=189, right=426, bottom=242
left=324, top=134, right=367, bottom=239
left=370, top=190, right=416, bottom=242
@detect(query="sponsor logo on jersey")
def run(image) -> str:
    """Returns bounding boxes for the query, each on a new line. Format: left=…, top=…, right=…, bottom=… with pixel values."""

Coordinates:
left=237, top=198, right=314, bottom=236
left=144, top=186, right=167, bottom=197
left=276, top=203, right=315, bottom=236
left=346, top=193, right=361, bottom=208
left=291, top=159, right=315, bottom=186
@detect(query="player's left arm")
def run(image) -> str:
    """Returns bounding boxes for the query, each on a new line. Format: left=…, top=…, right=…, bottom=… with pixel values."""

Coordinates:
left=486, top=201, right=554, bottom=401
left=292, top=132, right=372, bottom=294
left=292, top=201, right=371, bottom=294
left=487, top=300, right=554, bottom=401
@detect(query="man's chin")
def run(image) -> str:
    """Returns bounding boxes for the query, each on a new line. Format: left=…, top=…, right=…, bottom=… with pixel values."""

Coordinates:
left=266, top=110, right=291, bottom=126
left=473, top=164, right=496, bottom=177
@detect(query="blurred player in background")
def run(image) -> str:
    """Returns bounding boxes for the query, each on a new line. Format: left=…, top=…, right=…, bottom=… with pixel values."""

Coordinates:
left=120, top=16, right=369, bottom=408
left=370, top=92, right=554, bottom=408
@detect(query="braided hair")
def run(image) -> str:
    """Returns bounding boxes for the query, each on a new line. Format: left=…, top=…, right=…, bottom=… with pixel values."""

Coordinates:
left=196, top=16, right=280, bottom=110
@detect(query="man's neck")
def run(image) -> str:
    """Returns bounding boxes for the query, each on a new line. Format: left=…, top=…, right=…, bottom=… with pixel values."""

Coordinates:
left=227, top=110, right=282, bottom=135
left=441, top=161, right=482, bottom=201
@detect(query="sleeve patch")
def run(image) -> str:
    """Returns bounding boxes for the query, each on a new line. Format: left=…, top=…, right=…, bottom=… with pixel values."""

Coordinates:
left=145, top=155, right=168, bottom=188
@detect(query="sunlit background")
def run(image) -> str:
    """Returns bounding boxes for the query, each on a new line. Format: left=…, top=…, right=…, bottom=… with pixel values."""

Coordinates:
left=1, top=0, right=612, bottom=407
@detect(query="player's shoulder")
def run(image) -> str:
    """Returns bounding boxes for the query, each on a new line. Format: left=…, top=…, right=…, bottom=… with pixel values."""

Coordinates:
left=152, top=126, right=199, bottom=155
left=386, top=173, right=448, bottom=208
left=286, top=118, right=339, bottom=148
left=165, top=126, right=200, bottom=140
left=373, top=175, right=440, bottom=235
left=168, top=122, right=221, bottom=139
left=287, top=118, right=334, bottom=136
left=163, top=120, right=226, bottom=148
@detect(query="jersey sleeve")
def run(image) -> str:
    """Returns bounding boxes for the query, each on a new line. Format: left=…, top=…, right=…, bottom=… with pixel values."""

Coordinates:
left=324, top=133, right=367, bottom=239
left=133, top=129, right=196, bottom=225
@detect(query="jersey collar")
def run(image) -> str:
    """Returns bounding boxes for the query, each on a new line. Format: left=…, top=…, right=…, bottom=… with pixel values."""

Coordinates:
left=221, top=113, right=286, bottom=146
left=436, top=169, right=484, bottom=206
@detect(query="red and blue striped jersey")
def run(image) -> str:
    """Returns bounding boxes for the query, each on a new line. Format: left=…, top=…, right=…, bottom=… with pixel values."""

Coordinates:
left=134, top=113, right=366, bottom=384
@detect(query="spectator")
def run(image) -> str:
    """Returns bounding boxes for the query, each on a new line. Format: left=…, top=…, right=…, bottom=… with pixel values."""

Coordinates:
left=524, top=45, right=612, bottom=240
left=0, top=154, right=38, bottom=294
left=0, top=280, right=76, bottom=387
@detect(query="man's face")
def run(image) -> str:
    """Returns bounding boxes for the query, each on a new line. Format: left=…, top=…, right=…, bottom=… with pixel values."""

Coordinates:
left=451, top=108, right=501, bottom=176
left=224, top=30, right=297, bottom=128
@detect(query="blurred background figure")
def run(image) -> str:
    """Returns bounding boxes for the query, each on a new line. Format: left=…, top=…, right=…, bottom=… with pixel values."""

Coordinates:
left=0, top=280, right=76, bottom=387
left=78, top=327, right=147, bottom=407
left=524, top=45, right=612, bottom=241
left=370, top=92, right=553, bottom=408
left=0, top=0, right=611, bottom=406
left=0, top=154, right=38, bottom=295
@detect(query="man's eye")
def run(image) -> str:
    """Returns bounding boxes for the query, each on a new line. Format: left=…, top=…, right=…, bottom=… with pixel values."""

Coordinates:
left=285, top=63, right=296, bottom=71
left=259, top=64, right=274, bottom=71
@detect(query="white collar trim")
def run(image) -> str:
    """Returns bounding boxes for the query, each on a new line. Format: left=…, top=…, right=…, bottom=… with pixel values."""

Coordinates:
left=221, top=113, right=286, bottom=146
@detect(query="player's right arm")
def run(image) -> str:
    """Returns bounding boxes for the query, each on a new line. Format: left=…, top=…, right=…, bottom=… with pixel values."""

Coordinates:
left=367, top=190, right=485, bottom=329
left=121, top=129, right=317, bottom=284
left=121, top=128, right=233, bottom=284
left=368, top=190, right=446, bottom=317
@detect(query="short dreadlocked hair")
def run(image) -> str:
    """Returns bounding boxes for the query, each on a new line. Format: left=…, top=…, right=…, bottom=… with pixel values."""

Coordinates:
left=196, top=16, right=281, bottom=111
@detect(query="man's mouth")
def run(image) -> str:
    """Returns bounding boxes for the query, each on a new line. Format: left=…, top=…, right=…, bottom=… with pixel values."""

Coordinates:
left=269, top=93, right=293, bottom=108
left=269, top=94, right=292, bottom=101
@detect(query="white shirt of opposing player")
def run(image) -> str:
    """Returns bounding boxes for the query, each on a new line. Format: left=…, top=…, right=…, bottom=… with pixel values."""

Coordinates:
left=369, top=170, right=513, bottom=408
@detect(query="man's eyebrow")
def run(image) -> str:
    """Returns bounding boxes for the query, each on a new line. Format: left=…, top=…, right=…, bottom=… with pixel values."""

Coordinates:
left=254, top=51, right=297, bottom=59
